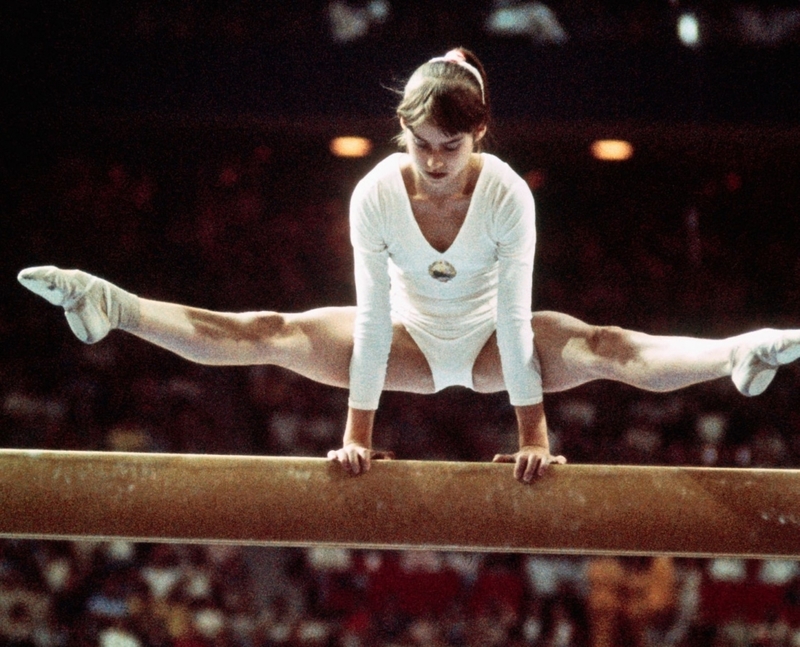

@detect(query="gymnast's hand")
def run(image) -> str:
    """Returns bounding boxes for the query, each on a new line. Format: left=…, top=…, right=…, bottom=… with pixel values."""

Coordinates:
left=492, top=445, right=567, bottom=483
left=327, top=443, right=395, bottom=476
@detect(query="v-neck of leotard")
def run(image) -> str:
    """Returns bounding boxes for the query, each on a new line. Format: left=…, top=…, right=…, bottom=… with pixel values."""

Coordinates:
left=397, top=154, right=486, bottom=256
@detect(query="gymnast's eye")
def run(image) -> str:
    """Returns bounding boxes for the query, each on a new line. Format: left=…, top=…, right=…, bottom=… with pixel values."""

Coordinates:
left=412, top=137, right=463, bottom=152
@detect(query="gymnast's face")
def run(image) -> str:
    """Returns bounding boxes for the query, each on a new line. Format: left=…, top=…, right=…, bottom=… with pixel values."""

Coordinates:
left=402, top=119, right=485, bottom=195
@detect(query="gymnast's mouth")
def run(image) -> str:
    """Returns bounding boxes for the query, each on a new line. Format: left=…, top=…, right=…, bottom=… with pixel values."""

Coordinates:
left=425, top=171, right=447, bottom=180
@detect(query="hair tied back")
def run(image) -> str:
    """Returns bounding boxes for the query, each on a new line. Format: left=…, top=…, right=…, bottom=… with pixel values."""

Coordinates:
left=427, top=49, right=486, bottom=104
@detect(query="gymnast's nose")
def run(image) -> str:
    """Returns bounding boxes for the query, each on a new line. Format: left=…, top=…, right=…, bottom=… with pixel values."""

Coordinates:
left=426, top=154, right=444, bottom=170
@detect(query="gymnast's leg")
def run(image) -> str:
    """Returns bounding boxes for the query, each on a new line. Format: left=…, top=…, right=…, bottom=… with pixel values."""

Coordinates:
left=17, top=266, right=436, bottom=393
left=473, top=311, right=800, bottom=397
left=21, top=267, right=800, bottom=398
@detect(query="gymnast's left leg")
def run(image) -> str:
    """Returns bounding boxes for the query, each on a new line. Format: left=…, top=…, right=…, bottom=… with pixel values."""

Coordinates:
left=473, top=311, right=800, bottom=397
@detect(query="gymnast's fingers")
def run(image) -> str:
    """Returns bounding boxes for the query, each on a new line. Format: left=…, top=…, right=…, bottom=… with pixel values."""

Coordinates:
left=516, top=453, right=541, bottom=483
left=491, top=453, right=515, bottom=464
left=327, top=448, right=353, bottom=474
left=356, top=447, right=369, bottom=474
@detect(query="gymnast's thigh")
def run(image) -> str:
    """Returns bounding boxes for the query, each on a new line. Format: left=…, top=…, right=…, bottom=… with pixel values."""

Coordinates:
left=471, top=311, right=600, bottom=394
left=289, top=307, right=435, bottom=393
left=532, top=310, right=602, bottom=392
left=385, top=322, right=437, bottom=394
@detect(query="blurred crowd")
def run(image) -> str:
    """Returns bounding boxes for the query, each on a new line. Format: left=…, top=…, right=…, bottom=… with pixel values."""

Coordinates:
left=4, top=539, right=800, bottom=646
left=7, top=1, right=800, bottom=49
left=2, top=120, right=800, bottom=646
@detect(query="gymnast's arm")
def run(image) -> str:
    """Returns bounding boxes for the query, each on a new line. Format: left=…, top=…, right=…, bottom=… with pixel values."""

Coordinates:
left=327, top=180, right=395, bottom=474
left=490, top=178, right=566, bottom=481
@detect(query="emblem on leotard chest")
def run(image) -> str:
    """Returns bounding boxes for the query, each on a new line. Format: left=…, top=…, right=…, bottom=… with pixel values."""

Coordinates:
left=428, top=260, right=457, bottom=283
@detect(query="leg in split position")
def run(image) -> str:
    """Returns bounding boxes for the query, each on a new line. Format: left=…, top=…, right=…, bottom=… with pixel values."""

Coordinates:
left=16, top=266, right=426, bottom=393
left=18, top=266, right=800, bottom=400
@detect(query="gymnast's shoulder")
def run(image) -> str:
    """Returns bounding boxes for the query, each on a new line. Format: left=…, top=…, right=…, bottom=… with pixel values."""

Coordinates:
left=350, top=152, right=408, bottom=210
left=479, top=153, right=533, bottom=194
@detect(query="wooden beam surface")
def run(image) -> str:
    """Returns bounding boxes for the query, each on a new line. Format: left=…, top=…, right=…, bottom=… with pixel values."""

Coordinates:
left=0, top=449, right=798, bottom=557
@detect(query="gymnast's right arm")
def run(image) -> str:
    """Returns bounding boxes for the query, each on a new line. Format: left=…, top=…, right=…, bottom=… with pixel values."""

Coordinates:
left=327, top=180, right=395, bottom=474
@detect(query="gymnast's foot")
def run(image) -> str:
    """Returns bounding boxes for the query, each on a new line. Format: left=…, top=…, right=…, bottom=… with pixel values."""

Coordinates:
left=17, top=266, right=140, bottom=343
left=731, top=329, right=800, bottom=396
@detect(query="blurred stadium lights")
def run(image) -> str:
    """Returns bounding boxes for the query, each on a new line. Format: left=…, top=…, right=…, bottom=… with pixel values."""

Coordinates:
left=677, top=12, right=701, bottom=48
left=590, top=139, right=634, bottom=162
left=485, top=1, right=568, bottom=44
left=330, top=136, right=373, bottom=158
left=321, top=2, right=800, bottom=49
left=326, top=0, right=390, bottom=43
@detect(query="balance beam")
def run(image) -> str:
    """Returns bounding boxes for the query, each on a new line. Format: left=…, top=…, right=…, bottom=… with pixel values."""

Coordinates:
left=0, top=449, right=798, bottom=558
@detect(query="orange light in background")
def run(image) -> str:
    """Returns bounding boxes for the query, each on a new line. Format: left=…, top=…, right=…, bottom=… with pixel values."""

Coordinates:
left=590, top=139, right=634, bottom=162
left=330, top=136, right=373, bottom=158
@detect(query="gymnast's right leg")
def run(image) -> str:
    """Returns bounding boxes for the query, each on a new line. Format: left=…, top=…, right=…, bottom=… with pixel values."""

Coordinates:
left=17, top=266, right=435, bottom=393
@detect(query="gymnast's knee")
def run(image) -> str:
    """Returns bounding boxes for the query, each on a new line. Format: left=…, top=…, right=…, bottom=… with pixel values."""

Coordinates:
left=243, top=311, right=294, bottom=342
left=586, top=325, right=638, bottom=364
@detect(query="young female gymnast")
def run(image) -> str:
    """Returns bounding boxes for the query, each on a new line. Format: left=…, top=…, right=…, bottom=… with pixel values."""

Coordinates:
left=17, top=49, right=800, bottom=483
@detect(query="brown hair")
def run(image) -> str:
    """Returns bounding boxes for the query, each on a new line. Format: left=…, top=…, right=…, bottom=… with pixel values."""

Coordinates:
left=395, top=48, right=490, bottom=146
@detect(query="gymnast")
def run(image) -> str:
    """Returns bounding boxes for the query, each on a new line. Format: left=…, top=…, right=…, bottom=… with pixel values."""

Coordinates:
left=17, top=48, right=800, bottom=483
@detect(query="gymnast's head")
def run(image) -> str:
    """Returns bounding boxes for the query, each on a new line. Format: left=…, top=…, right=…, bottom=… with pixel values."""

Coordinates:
left=396, top=48, right=490, bottom=150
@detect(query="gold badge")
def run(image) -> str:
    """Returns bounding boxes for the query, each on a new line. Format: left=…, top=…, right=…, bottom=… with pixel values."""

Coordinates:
left=428, top=260, right=457, bottom=283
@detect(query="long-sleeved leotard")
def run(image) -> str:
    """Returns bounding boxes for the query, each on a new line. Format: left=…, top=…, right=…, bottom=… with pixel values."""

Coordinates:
left=348, top=152, right=542, bottom=410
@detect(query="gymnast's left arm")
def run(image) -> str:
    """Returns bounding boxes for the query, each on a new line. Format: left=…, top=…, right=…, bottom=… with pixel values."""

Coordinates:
left=493, top=403, right=567, bottom=482
left=491, top=177, right=566, bottom=481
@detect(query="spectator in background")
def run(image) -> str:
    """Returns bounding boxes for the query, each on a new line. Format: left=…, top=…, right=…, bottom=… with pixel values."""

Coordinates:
left=587, top=556, right=676, bottom=647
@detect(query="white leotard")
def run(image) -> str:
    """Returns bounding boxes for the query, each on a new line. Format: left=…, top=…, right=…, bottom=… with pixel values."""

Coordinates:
left=348, top=152, right=542, bottom=410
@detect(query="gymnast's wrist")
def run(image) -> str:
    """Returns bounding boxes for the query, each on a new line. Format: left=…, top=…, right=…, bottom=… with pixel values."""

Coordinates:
left=344, top=407, right=375, bottom=448
left=341, top=441, right=372, bottom=453
left=515, top=404, right=548, bottom=449
left=517, top=443, right=550, bottom=455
